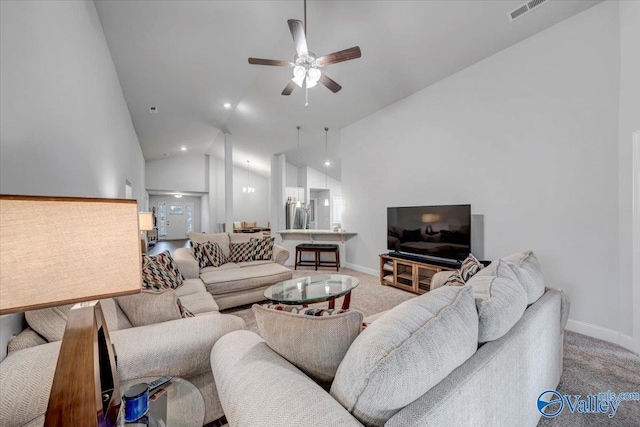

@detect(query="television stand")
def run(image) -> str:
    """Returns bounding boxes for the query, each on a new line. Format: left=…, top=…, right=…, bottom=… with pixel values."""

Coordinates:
left=379, top=254, right=457, bottom=294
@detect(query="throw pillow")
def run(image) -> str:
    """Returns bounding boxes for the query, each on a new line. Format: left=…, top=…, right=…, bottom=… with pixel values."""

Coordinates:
left=192, top=241, right=211, bottom=269
left=502, top=250, right=546, bottom=305
left=252, top=237, right=275, bottom=261
left=442, top=270, right=466, bottom=286
left=228, top=241, right=254, bottom=263
left=329, top=286, right=478, bottom=426
left=116, top=289, right=183, bottom=327
left=203, top=241, right=228, bottom=267
left=177, top=298, right=196, bottom=318
left=141, top=251, right=184, bottom=290
left=459, top=253, right=483, bottom=281
left=467, top=259, right=527, bottom=343
left=253, top=304, right=363, bottom=386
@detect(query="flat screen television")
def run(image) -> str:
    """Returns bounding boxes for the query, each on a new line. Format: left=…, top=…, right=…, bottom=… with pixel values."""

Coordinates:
left=387, top=204, right=471, bottom=263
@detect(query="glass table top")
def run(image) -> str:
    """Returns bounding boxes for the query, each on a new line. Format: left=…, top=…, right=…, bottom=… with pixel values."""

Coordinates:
left=264, top=274, right=360, bottom=305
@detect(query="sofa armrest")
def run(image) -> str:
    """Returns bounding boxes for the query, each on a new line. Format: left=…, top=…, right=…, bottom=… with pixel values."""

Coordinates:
left=273, top=244, right=289, bottom=265
left=111, top=313, right=245, bottom=381
left=430, top=270, right=457, bottom=290
left=173, top=247, right=200, bottom=279
left=211, top=330, right=363, bottom=427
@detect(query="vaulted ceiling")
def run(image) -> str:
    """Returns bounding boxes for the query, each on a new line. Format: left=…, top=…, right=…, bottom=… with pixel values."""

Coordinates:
left=95, top=0, right=600, bottom=180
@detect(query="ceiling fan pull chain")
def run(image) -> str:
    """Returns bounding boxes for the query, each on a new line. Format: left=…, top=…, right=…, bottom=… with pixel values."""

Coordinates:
left=305, top=82, right=309, bottom=108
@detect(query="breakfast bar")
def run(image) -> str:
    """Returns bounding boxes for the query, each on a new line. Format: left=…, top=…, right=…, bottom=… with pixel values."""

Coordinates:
left=276, top=230, right=357, bottom=267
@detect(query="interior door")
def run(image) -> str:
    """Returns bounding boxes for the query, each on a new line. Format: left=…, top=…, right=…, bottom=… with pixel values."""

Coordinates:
left=166, top=204, right=186, bottom=240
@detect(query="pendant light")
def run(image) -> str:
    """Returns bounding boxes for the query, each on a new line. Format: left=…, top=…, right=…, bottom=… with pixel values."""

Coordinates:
left=242, top=160, right=255, bottom=194
left=324, top=127, right=330, bottom=207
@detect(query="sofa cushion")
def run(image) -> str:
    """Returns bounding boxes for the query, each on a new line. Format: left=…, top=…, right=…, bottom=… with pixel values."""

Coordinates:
left=141, top=251, right=184, bottom=290
left=459, top=253, right=483, bottom=281
left=116, top=289, right=183, bottom=327
left=468, top=260, right=527, bottom=342
left=252, top=237, right=275, bottom=261
left=201, top=263, right=292, bottom=294
left=228, top=241, right=255, bottom=263
left=330, top=286, right=478, bottom=426
left=253, top=304, right=363, bottom=385
left=25, top=298, right=132, bottom=343
left=237, top=260, right=273, bottom=268
left=188, top=232, right=231, bottom=257
left=502, top=250, right=546, bottom=304
left=177, top=291, right=220, bottom=314
left=174, top=278, right=208, bottom=297
left=201, top=263, right=240, bottom=273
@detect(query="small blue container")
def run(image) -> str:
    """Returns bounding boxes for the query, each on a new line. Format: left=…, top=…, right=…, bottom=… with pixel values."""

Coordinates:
left=123, top=383, right=149, bottom=422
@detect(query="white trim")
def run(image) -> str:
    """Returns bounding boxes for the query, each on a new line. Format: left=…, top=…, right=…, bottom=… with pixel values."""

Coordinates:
left=566, top=319, right=635, bottom=353
left=345, top=263, right=378, bottom=277
left=632, top=131, right=640, bottom=354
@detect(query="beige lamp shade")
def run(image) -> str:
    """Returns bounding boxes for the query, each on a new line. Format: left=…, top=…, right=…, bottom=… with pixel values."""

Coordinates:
left=0, top=195, right=142, bottom=314
left=421, top=213, right=442, bottom=223
left=138, top=211, right=154, bottom=231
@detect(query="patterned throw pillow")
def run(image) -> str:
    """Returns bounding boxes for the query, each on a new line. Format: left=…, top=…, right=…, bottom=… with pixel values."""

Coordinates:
left=228, top=241, right=254, bottom=263
left=177, top=298, right=196, bottom=318
left=460, top=253, right=484, bottom=281
left=141, top=251, right=184, bottom=290
left=262, top=303, right=348, bottom=316
left=192, top=241, right=210, bottom=269
left=442, top=271, right=466, bottom=287
left=203, top=242, right=228, bottom=267
left=252, top=237, right=275, bottom=261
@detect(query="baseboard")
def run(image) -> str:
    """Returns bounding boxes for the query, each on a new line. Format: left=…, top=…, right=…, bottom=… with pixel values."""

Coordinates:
left=566, top=319, right=636, bottom=353
left=344, top=263, right=378, bottom=277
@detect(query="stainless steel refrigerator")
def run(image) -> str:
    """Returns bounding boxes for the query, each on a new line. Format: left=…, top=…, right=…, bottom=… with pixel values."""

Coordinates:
left=285, top=198, right=309, bottom=230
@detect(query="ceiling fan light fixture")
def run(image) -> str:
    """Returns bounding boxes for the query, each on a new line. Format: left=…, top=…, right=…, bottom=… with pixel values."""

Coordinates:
left=308, top=67, right=321, bottom=82
left=305, top=76, right=317, bottom=88
left=292, top=66, right=306, bottom=87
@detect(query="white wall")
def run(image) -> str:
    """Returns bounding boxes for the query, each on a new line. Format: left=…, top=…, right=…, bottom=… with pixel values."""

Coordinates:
left=0, top=0, right=145, bottom=359
left=286, top=162, right=299, bottom=187
left=207, top=156, right=270, bottom=228
left=146, top=154, right=209, bottom=193
left=617, top=1, right=640, bottom=341
left=341, top=2, right=624, bottom=339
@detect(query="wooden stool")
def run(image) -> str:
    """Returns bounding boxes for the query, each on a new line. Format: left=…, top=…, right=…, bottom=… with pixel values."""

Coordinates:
left=294, top=244, right=340, bottom=271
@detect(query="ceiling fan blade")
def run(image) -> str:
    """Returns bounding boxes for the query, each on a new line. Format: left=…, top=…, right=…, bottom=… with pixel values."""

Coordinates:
left=248, top=58, right=293, bottom=67
left=316, top=46, right=362, bottom=67
left=282, top=81, right=296, bottom=96
left=319, top=73, right=342, bottom=93
left=287, top=19, right=308, bottom=56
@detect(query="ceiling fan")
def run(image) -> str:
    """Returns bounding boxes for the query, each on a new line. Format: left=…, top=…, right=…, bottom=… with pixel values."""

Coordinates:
left=248, top=0, right=361, bottom=106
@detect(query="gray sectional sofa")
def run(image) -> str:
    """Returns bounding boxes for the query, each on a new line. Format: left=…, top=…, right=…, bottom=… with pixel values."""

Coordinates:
left=0, top=279, right=245, bottom=426
left=174, top=232, right=292, bottom=310
left=211, top=251, right=570, bottom=427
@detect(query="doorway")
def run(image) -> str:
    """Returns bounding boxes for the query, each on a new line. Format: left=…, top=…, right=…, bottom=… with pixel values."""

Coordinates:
left=159, top=202, right=194, bottom=240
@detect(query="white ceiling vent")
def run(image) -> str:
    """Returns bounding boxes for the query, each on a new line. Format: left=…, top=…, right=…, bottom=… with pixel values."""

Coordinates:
left=508, top=0, right=550, bottom=22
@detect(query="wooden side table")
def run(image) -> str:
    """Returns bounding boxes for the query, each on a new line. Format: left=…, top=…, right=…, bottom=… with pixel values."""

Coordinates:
left=119, top=377, right=204, bottom=426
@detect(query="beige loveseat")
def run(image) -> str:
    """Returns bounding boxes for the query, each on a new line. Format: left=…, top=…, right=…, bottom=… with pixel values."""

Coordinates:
left=173, top=232, right=292, bottom=310
left=0, top=280, right=245, bottom=426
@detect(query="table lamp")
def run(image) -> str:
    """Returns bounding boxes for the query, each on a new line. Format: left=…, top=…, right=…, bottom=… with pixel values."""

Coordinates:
left=138, top=211, right=154, bottom=253
left=0, top=195, right=142, bottom=426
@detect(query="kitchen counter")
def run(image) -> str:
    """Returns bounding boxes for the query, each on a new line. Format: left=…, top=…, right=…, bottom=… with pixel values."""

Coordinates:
left=276, top=230, right=358, bottom=266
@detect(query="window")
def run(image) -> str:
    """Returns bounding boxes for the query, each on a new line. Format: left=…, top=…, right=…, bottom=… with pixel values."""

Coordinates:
left=186, top=205, right=194, bottom=234
left=158, top=203, right=166, bottom=237
left=169, top=205, right=184, bottom=215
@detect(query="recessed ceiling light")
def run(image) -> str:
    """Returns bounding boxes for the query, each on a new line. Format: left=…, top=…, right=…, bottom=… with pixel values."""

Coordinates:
left=180, top=146, right=187, bottom=151
left=324, top=161, right=331, bottom=166
left=223, top=103, right=231, bottom=109
left=174, top=194, right=183, bottom=198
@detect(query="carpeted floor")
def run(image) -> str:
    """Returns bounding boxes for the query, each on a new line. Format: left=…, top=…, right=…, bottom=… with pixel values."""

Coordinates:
left=220, top=267, right=640, bottom=426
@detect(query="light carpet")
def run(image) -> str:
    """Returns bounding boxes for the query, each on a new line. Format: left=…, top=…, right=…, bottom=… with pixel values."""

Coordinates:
left=219, top=267, right=640, bottom=426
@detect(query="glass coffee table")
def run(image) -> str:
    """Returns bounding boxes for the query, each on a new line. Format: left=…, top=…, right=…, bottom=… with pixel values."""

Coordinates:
left=264, top=274, right=360, bottom=309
